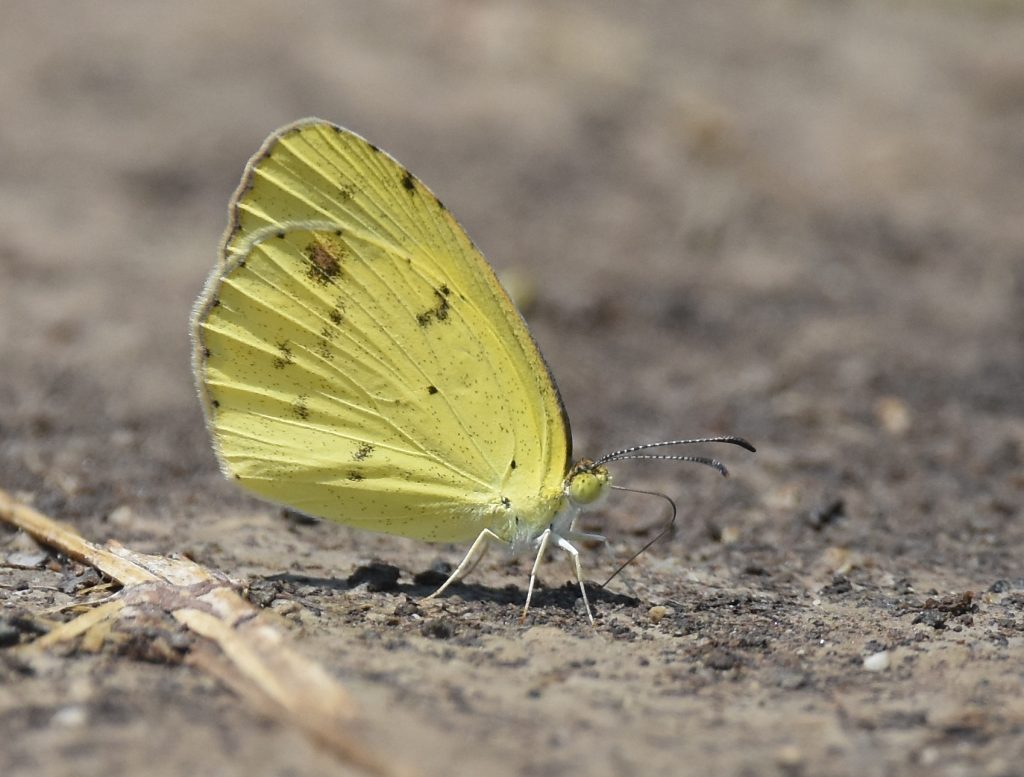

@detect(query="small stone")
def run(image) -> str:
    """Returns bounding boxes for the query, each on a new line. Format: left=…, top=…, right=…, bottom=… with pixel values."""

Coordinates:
left=875, top=396, right=911, bottom=435
left=648, top=605, right=674, bottom=624
left=5, top=551, right=48, bottom=568
left=107, top=505, right=135, bottom=527
left=51, top=705, right=88, bottom=728
left=863, top=650, right=891, bottom=671
left=774, top=745, right=803, bottom=768
left=719, top=526, right=741, bottom=545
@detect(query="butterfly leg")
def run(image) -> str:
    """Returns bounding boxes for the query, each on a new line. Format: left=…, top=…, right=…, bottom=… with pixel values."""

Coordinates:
left=521, top=528, right=552, bottom=623
left=566, top=530, right=607, bottom=545
left=424, top=528, right=502, bottom=601
left=555, top=535, right=595, bottom=625
left=456, top=538, right=492, bottom=581
left=566, top=512, right=606, bottom=546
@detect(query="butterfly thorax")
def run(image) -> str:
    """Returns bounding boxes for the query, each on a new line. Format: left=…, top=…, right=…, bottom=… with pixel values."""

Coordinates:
left=497, top=459, right=611, bottom=553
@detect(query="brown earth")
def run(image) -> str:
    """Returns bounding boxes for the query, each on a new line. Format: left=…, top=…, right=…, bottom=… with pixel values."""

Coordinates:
left=2, top=2, right=1023, bottom=776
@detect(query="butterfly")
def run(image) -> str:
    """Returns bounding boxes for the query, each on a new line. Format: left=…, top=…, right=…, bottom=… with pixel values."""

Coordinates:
left=191, top=119, right=754, bottom=623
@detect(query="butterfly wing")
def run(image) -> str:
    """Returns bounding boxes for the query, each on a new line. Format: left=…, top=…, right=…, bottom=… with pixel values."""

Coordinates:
left=192, top=120, right=570, bottom=542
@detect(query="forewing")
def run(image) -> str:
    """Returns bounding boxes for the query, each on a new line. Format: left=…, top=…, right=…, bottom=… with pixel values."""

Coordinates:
left=193, top=121, right=570, bottom=541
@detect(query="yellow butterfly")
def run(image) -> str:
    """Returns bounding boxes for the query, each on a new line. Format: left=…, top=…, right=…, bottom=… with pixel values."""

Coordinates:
left=191, top=119, right=753, bottom=623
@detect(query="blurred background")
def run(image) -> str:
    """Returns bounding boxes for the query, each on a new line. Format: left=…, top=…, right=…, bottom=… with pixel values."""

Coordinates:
left=2, top=2, right=1023, bottom=776
left=4, top=0, right=1021, bottom=550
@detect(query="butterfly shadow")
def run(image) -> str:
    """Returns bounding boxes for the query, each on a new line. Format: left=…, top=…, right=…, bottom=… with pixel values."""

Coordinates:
left=419, top=581, right=634, bottom=614
left=258, top=564, right=639, bottom=620
left=262, top=560, right=403, bottom=596
left=407, top=567, right=641, bottom=618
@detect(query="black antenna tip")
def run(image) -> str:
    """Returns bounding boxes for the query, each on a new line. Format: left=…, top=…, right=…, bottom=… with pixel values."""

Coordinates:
left=723, top=436, right=757, bottom=453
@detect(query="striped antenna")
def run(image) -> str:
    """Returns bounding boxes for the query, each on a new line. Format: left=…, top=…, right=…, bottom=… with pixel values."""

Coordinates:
left=598, top=436, right=756, bottom=586
left=595, top=435, right=755, bottom=476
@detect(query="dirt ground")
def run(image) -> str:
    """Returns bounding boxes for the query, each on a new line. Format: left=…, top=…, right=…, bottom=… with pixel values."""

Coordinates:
left=2, top=2, right=1023, bottom=776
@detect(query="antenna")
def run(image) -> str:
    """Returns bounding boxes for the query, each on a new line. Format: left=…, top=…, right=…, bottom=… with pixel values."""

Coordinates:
left=595, top=435, right=755, bottom=466
left=597, top=435, right=755, bottom=587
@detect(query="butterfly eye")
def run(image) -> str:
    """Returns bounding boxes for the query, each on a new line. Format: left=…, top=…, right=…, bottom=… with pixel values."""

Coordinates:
left=567, top=466, right=610, bottom=505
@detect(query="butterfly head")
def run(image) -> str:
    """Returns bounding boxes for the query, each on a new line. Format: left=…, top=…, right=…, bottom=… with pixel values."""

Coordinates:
left=565, top=459, right=612, bottom=506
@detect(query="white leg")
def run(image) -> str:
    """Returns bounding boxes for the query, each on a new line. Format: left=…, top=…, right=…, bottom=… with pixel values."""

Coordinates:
left=521, top=528, right=552, bottom=622
left=458, top=538, right=492, bottom=580
left=566, top=530, right=606, bottom=545
left=424, top=528, right=502, bottom=600
left=555, top=535, right=595, bottom=625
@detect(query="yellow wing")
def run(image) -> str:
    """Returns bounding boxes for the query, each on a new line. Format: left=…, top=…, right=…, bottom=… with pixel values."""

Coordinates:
left=191, top=119, right=570, bottom=542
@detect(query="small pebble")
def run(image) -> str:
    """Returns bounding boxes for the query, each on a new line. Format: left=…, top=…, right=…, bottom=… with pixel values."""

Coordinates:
left=863, top=650, right=891, bottom=671
left=774, top=745, right=803, bottom=768
left=648, top=605, right=674, bottom=624
left=875, top=396, right=911, bottom=435
left=719, top=526, right=741, bottom=544
left=6, top=551, right=48, bottom=568
left=51, top=705, right=88, bottom=728
left=107, top=505, right=136, bottom=527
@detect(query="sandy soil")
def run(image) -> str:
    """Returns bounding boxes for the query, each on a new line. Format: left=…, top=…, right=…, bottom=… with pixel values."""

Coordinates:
left=2, top=2, right=1023, bottom=776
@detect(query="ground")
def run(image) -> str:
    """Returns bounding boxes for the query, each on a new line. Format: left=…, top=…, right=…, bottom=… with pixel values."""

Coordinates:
left=1, top=2, right=1023, bottom=776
